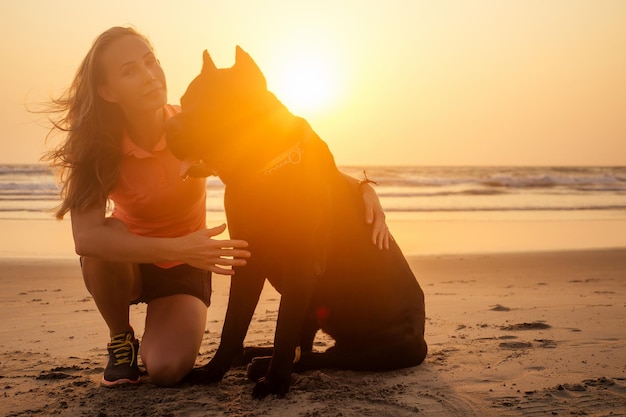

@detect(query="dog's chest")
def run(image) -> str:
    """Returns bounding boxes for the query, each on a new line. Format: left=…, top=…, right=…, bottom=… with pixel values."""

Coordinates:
left=224, top=174, right=331, bottom=248
left=226, top=181, right=297, bottom=223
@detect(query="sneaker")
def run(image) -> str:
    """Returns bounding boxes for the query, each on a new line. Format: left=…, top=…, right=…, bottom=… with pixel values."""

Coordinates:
left=100, top=332, right=141, bottom=387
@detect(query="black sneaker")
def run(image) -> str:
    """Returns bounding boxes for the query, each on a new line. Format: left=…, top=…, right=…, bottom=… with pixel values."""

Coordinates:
left=100, top=332, right=141, bottom=387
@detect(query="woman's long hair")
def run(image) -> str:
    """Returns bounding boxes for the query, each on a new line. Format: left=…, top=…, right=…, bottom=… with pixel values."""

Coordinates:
left=42, top=26, right=153, bottom=219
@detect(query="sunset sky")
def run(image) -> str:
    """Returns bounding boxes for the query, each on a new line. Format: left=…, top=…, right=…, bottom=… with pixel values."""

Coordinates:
left=1, top=0, right=625, bottom=166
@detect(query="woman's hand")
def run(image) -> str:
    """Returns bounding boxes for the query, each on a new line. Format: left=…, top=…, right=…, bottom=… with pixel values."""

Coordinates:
left=181, top=224, right=251, bottom=274
left=359, top=181, right=391, bottom=250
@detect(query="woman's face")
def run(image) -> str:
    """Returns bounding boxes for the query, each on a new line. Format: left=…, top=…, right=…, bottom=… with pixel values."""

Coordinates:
left=97, top=35, right=167, bottom=115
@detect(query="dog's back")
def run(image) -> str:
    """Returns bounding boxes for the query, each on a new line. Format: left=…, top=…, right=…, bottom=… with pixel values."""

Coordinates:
left=312, top=165, right=425, bottom=343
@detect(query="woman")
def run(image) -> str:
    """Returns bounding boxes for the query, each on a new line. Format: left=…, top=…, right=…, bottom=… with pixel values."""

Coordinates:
left=43, top=26, right=390, bottom=388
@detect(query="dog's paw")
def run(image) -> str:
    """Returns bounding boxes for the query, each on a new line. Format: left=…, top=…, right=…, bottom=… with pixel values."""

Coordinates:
left=233, top=346, right=275, bottom=367
left=251, top=377, right=290, bottom=399
left=246, top=356, right=272, bottom=381
left=183, top=363, right=227, bottom=385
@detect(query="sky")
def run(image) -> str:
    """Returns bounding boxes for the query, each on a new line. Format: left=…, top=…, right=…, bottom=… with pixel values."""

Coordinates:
left=1, top=0, right=625, bottom=166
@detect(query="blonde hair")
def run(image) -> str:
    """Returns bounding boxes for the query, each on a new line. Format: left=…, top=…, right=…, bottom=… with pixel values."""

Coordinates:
left=42, top=26, right=154, bottom=219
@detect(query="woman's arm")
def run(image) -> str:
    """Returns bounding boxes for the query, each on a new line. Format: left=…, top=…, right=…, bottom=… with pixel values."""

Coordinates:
left=71, top=204, right=250, bottom=274
left=341, top=172, right=390, bottom=250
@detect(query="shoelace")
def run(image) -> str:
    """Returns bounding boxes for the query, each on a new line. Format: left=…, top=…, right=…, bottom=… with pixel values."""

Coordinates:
left=109, top=334, right=137, bottom=367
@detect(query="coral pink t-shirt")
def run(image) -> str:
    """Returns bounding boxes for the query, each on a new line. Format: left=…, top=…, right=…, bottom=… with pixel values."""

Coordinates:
left=109, top=104, right=206, bottom=268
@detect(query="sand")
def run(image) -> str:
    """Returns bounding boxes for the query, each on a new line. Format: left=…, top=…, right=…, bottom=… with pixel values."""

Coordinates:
left=1, top=218, right=626, bottom=416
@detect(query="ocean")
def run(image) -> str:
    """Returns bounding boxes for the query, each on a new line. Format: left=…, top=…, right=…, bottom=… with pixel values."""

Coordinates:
left=1, top=164, right=625, bottom=222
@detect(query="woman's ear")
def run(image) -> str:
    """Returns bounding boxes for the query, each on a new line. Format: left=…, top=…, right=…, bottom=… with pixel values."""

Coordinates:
left=97, top=84, right=118, bottom=103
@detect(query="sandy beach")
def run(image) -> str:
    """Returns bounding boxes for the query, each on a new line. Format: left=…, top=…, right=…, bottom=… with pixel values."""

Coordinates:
left=1, top=217, right=626, bottom=416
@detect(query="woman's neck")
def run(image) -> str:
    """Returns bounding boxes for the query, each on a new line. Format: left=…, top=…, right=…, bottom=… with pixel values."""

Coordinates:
left=124, top=106, right=165, bottom=152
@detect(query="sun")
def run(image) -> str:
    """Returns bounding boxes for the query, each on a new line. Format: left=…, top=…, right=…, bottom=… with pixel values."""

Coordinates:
left=266, top=46, right=342, bottom=116
left=275, top=58, right=334, bottom=114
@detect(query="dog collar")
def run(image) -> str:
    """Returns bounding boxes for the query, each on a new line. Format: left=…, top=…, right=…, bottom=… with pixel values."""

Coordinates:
left=260, top=141, right=305, bottom=176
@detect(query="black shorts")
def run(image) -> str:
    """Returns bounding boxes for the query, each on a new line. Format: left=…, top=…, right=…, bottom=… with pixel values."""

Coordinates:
left=132, top=263, right=212, bottom=307
left=79, top=258, right=212, bottom=307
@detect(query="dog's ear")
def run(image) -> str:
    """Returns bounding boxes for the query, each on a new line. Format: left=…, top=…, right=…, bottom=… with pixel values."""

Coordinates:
left=235, top=45, right=263, bottom=76
left=202, top=50, right=218, bottom=74
left=234, top=46, right=267, bottom=90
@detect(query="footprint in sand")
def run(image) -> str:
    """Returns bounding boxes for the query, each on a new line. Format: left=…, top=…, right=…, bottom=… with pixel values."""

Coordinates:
left=499, top=341, right=532, bottom=349
left=489, top=304, right=511, bottom=312
left=491, top=377, right=626, bottom=416
left=499, top=322, right=551, bottom=331
left=497, top=322, right=552, bottom=350
left=534, top=339, right=557, bottom=348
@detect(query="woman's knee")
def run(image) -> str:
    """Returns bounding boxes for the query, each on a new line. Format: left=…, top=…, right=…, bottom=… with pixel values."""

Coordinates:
left=80, top=219, right=140, bottom=298
left=142, top=351, right=196, bottom=387
left=81, top=257, right=140, bottom=299
left=141, top=296, right=207, bottom=386
left=411, top=338, right=428, bottom=366
left=79, top=219, right=133, bottom=278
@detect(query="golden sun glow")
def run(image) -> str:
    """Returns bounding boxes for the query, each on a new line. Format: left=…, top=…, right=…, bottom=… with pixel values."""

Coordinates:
left=265, top=45, right=342, bottom=116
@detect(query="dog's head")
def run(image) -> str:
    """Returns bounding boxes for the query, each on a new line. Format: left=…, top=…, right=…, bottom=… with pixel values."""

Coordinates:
left=166, top=46, right=288, bottom=180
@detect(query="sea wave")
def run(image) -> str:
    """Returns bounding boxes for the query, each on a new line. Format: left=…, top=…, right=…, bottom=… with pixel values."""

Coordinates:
left=379, top=205, right=626, bottom=213
left=1, top=164, right=625, bottom=219
left=341, top=166, right=626, bottom=191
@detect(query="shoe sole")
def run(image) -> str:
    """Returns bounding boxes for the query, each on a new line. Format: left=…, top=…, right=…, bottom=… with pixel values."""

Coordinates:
left=100, top=376, right=141, bottom=388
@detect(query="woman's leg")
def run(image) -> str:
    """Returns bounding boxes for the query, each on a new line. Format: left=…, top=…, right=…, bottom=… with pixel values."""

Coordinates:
left=82, top=255, right=142, bottom=387
left=81, top=218, right=143, bottom=387
left=81, top=218, right=142, bottom=337
left=140, top=294, right=207, bottom=387
left=81, top=256, right=141, bottom=337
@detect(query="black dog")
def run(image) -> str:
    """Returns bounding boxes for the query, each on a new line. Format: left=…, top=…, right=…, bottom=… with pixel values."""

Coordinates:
left=165, top=47, right=427, bottom=398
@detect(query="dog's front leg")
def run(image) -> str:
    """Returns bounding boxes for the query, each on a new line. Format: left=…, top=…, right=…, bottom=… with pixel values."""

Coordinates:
left=252, top=262, right=319, bottom=398
left=189, top=268, right=265, bottom=385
